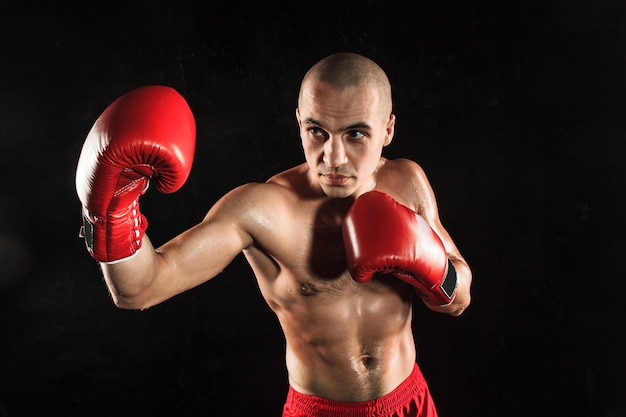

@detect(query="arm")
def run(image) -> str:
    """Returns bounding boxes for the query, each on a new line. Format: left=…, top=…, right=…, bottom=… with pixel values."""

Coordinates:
left=408, top=163, right=472, bottom=316
left=75, top=85, right=254, bottom=310
left=102, top=185, right=255, bottom=310
left=342, top=163, right=472, bottom=317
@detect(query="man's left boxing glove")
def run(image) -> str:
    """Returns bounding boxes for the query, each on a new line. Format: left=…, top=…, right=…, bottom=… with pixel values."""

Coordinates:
left=342, top=191, right=457, bottom=306
left=75, top=85, right=196, bottom=263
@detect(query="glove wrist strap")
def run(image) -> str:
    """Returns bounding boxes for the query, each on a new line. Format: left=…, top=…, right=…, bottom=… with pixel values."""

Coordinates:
left=440, top=259, right=458, bottom=300
left=79, top=200, right=146, bottom=263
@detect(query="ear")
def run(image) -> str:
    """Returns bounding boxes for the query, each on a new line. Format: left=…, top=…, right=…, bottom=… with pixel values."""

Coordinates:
left=383, top=113, right=396, bottom=147
left=295, top=108, right=302, bottom=127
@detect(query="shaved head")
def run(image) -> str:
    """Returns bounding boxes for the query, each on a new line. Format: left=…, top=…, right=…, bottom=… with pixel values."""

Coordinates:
left=298, top=52, right=393, bottom=116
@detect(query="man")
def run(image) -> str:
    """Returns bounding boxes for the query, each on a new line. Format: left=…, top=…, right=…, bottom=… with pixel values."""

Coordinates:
left=76, top=52, right=472, bottom=417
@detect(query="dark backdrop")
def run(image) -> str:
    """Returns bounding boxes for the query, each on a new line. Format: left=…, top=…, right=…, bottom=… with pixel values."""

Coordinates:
left=1, top=1, right=624, bottom=416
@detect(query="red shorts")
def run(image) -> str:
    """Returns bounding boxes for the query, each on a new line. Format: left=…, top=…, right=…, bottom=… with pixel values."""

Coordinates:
left=282, top=363, right=438, bottom=417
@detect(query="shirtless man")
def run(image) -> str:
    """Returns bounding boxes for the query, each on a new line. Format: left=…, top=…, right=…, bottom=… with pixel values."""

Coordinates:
left=75, top=52, right=472, bottom=417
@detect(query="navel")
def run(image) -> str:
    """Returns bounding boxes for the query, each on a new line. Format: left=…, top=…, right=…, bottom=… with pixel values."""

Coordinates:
left=351, top=348, right=381, bottom=373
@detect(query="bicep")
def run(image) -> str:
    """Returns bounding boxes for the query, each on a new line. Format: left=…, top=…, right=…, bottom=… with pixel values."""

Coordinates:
left=157, top=216, right=251, bottom=284
left=410, top=163, right=459, bottom=258
left=151, top=188, right=256, bottom=298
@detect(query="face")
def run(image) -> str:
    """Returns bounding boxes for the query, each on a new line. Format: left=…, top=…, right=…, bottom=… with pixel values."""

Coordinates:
left=296, top=81, right=395, bottom=198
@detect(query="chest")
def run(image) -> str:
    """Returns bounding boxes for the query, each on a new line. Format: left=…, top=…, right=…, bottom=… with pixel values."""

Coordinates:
left=304, top=199, right=350, bottom=281
left=247, top=197, right=355, bottom=297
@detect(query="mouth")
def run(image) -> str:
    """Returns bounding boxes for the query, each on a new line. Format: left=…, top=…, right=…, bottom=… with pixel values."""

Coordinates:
left=321, top=173, right=350, bottom=185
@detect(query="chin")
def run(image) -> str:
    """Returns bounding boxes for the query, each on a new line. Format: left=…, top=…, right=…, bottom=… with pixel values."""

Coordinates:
left=320, top=185, right=356, bottom=199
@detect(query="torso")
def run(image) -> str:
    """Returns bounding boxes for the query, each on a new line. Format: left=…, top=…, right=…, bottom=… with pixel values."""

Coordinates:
left=241, top=159, right=420, bottom=401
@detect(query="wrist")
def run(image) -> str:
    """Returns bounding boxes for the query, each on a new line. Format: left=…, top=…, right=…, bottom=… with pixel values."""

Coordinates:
left=80, top=200, right=147, bottom=263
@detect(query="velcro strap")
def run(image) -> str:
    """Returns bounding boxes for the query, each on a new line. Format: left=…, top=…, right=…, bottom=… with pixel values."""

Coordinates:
left=82, top=212, right=95, bottom=255
left=440, top=259, right=458, bottom=299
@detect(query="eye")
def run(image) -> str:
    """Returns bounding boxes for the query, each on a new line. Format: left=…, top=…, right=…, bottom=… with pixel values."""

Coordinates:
left=346, top=130, right=366, bottom=140
left=308, top=127, right=327, bottom=139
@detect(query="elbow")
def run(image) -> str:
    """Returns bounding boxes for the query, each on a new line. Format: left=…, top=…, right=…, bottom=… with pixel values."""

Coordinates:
left=103, top=276, right=156, bottom=310
left=112, top=298, right=144, bottom=311
left=447, top=294, right=471, bottom=317
left=108, top=289, right=153, bottom=311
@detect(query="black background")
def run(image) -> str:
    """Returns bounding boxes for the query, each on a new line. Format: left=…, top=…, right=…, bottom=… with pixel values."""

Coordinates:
left=1, top=1, right=625, bottom=416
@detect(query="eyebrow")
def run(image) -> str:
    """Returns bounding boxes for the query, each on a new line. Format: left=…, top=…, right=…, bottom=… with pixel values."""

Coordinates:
left=303, top=118, right=372, bottom=132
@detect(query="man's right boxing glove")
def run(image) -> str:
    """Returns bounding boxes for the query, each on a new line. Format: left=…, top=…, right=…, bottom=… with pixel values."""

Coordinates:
left=75, top=85, right=196, bottom=263
left=342, top=191, right=458, bottom=306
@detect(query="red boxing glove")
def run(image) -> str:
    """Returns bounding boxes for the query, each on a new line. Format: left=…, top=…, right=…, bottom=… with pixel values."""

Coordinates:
left=75, top=85, right=196, bottom=262
left=342, top=191, right=457, bottom=306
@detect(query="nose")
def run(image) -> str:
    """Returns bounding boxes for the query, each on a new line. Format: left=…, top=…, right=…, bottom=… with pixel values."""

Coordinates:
left=323, top=135, right=348, bottom=168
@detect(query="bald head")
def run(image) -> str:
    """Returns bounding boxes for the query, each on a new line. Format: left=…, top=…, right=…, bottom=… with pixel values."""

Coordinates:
left=299, top=52, right=393, bottom=115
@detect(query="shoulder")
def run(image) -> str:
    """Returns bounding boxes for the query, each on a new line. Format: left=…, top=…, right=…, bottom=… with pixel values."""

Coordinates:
left=377, top=158, right=431, bottom=195
left=200, top=180, right=294, bottom=248
left=209, top=164, right=308, bottom=224
left=378, top=157, right=425, bottom=174
left=376, top=158, right=437, bottom=215
left=212, top=181, right=293, bottom=216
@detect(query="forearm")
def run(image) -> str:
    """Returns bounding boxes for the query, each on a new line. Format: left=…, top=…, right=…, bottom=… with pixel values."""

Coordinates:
left=101, top=235, right=160, bottom=310
left=100, top=219, right=248, bottom=310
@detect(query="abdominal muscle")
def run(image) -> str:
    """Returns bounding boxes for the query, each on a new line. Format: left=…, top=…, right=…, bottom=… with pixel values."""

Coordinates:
left=273, top=274, right=417, bottom=402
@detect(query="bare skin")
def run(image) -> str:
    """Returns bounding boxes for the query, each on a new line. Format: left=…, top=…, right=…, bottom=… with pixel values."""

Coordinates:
left=99, top=54, right=472, bottom=402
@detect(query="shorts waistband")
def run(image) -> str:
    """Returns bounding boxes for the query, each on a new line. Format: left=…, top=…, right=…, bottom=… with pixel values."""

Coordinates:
left=283, top=363, right=426, bottom=417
